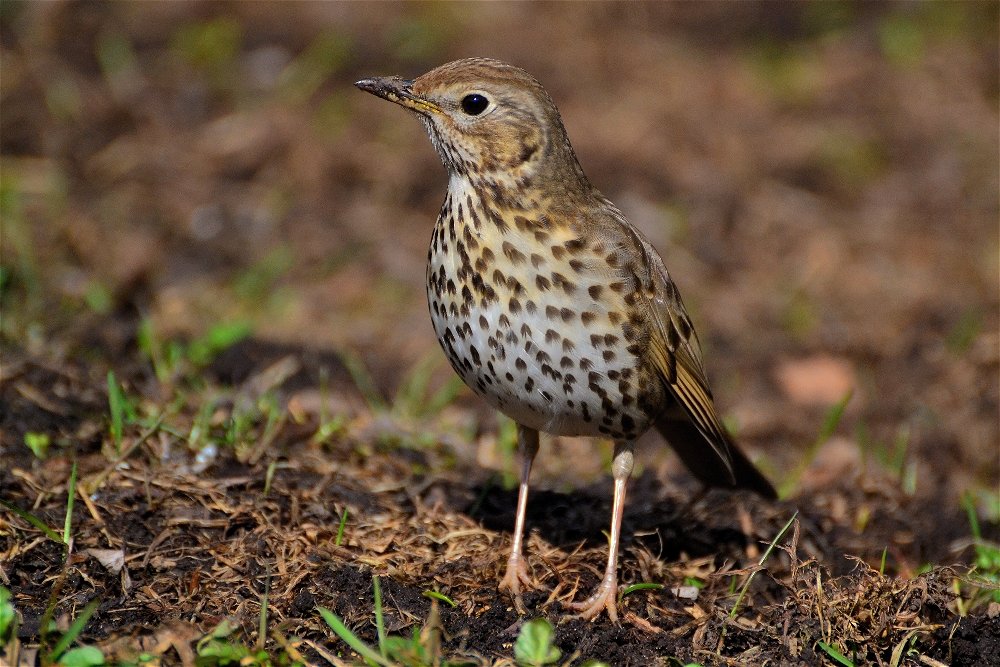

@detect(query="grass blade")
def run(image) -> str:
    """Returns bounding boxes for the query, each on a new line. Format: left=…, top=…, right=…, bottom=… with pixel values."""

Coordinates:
left=729, top=511, right=798, bottom=619
left=373, top=576, right=386, bottom=658
left=817, top=640, right=855, bottom=666
left=48, top=598, right=100, bottom=662
left=335, top=507, right=349, bottom=547
left=317, top=607, right=390, bottom=667
left=63, top=461, right=77, bottom=546
left=0, top=500, right=62, bottom=543
left=107, top=371, right=124, bottom=453
left=422, top=590, right=456, bottom=607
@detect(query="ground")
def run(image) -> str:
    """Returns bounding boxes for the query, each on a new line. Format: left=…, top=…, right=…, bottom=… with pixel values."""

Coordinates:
left=1, top=3, right=999, bottom=666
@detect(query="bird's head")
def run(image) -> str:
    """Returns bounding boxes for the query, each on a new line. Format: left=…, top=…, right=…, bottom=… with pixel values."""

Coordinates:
left=357, top=58, right=583, bottom=185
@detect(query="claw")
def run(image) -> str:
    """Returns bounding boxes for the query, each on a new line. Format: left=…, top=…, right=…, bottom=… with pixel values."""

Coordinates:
left=566, top=573, right=619, bottom=622
left=499, top=553, right=532, bottom=613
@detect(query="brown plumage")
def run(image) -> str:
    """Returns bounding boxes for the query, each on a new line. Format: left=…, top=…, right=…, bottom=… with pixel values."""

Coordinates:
left=357, top=57, right=776, bottom=622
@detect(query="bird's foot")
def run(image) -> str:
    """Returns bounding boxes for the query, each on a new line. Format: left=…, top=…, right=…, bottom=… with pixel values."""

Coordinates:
left=499, top=554, right=533, bottom=614
left=565, top=573, right=619, bottom=622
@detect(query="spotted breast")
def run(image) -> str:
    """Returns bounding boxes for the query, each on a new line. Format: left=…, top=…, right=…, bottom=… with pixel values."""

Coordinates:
left=426, top=174, right=666, bottom=442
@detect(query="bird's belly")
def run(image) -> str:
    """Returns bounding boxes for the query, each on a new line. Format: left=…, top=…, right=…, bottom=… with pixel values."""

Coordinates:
left=427, top=264, right=656, bottom=441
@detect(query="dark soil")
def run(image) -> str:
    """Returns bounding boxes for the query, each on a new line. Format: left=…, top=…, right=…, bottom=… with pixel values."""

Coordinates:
left=2, top=3, right=998, bottom=666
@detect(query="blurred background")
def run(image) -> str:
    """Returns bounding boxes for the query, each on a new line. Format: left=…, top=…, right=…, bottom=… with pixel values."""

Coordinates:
left=2, top=2, right=997, bottom=498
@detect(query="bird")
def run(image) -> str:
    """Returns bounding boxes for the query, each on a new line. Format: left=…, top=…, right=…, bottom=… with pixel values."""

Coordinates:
left=356, top=57, right=776, bottom=622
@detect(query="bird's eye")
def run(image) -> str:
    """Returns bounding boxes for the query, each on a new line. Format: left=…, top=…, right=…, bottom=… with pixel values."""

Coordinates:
left=460, top=93, right=490, bottom=116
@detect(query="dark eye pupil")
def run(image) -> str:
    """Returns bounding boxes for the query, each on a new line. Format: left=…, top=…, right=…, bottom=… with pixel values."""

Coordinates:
left=461, top=94, right=489, bottom=115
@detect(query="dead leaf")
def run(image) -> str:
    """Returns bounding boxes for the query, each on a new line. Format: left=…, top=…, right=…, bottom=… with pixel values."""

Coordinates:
left=85, top=548, right=125, bottom=573
left=775, top=355, right=856, bottom=406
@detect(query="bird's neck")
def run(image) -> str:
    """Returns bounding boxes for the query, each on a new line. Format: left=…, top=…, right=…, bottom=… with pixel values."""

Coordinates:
left=446, top=157, right=594, bottom=226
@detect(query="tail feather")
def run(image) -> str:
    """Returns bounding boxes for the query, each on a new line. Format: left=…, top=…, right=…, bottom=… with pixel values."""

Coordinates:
left=655, top=414, right=777, bottom=499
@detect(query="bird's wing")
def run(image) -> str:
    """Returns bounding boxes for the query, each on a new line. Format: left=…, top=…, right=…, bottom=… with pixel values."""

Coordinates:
left=595, top=203, right=736, bottom=481
left=637, top=238, right=736, bottom=481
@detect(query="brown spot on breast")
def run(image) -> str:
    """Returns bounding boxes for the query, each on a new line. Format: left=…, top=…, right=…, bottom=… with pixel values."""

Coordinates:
left=552, top=272, right=575, bottom=294
left=530, top=253, right=545, bottom=268
left=535, top=275, right=551, bottom=291
left=560, top=308, right=575, bottom=322
left=502, top=241, right=526, bottom=264
left=588, top=285, right=603, bottom=299
left=564, top=238, right=586, bottom=254
left=545, top=329, right=561, bottom=343
left=508, top=297, right=521, bottom=314
left=581, top=311, right=597, bottom=326
left=550, top=245, right=566, bottom=260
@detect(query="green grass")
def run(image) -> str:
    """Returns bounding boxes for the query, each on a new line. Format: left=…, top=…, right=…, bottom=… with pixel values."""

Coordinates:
left=312, top=575, right=601, bottom=666
left=856, top=420, right=916, bottom=495
left=957, top=491, right=1000, bottom=612
left=817, top=640, right=855, bottom=667
left=317, top=574, right=468, bottom=667
left=780, top=391, right=852, bottom=498
left=0, top=586, right=17, bottom=645
left=727, top=511, right=799, bottom=624
left=44, top=599, right=102, bottom=667
left=24, top=431, right=51, bottom=459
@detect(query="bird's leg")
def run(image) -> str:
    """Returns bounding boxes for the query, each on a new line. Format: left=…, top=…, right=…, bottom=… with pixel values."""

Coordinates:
left=567, top=440, right=634, bottom=622
left=498, top=424, right=540, bottom=608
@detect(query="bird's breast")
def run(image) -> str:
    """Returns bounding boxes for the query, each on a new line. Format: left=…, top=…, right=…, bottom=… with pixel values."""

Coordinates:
left=424, top=190, right=664, bottom=441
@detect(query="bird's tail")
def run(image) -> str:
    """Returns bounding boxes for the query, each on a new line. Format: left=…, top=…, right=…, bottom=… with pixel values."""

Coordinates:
left=654, top=413, right=777, bottom=499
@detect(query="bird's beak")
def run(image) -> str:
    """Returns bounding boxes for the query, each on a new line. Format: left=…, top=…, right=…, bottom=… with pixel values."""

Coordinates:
left=355, top=76, right=442, bottom=115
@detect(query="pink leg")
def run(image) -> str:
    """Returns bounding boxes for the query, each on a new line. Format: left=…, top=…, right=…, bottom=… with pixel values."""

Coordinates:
left=567, top=441, right=634, bottom=622
left=498, top=425, right=540, bottom=608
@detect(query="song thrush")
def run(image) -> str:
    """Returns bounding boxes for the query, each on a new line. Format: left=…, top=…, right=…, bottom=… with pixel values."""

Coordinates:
left=356, top=58, right=776, bottom=622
